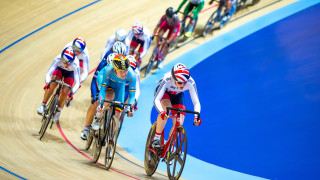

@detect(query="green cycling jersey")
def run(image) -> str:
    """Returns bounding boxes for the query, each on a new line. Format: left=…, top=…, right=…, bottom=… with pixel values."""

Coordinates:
left=177, top=0, right=205, bottom=20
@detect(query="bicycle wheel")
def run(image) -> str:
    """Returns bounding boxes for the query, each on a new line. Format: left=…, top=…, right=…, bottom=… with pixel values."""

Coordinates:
left=92, top=111, right=107, bottom=163
left=202, top=11, right=218, bottom=37
left=144, top=122, right=160, bottom=176
left=167, top=126, right=187, bottom=180
left=145, top=47, right=158, bottom=77
left=39, top=93, right=58, bottom=140
left=118, top=111, right=125, bottom=136
left=105, top=115, right=119, bottom=170
left=85, top=128, right=94, bottom=150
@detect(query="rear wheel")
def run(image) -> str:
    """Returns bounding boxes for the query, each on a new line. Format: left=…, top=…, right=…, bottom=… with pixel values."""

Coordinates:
left=92, top=111, right=107, bottom=163
left=85, top=128, right=94, bottom=150
left=39, top=94, right=58, bottom=140
left=167, top=126, right=188, bottom=180
left=202, top=11, right=218, bottom=37
left=105, top=115, right=119, bottom=170
left=144, top=122, right=160, bottom=176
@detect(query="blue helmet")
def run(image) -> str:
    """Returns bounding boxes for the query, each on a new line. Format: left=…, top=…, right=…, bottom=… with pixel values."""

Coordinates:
left=61, top=46, right=75, bottom=64
left=72, top=37, right=86, bottom=53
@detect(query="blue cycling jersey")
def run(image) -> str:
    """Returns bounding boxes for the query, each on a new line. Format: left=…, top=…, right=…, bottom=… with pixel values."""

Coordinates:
left=97, top=63, right=136, bottom=105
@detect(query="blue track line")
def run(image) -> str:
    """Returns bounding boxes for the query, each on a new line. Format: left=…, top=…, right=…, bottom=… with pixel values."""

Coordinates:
left=0, top=0, right=101, bottom=54
left=0, top=166, right=27, bottom=180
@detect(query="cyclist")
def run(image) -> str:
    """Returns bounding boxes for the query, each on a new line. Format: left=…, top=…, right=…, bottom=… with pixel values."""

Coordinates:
left=91, top=54, right=136, bottom=131
left=37, top=47, right=81, bottom=122
left=152, top=7, right=181, bottom=69
left=65, top=37, right=89, bottom=84
left=209, top=0, right=238, bottom=28
left=101, top=28, right=129, bottom=61
left=124, top=55, right=141, bottom=111
left=127, top=22, right=152, bottom=70
left=151, top=63, right=201, bottom=151
left=176, top=0, right=205, bottom=38
left=80, top=52, right=118, bottom=140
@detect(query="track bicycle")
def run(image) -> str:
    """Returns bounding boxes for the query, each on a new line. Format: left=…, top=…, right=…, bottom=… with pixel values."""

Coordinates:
left=38, top=80, right=73, bottom=140
left=144, top=107, right=200, bottom=179
left=171, top=11, right=199, bottom=48
left=202, top=0, right=230, bottom=36
left=144, top=35, right=169, bottom=77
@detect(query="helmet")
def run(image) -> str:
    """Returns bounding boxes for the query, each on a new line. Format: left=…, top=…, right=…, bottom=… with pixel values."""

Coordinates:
left=115, top=28, right=127, bottom=42
left=132, top=22, right=143, bottom=35
left=61, top=46, right=75, bottom=64
left=166, top=7, right=175, bottom=18
left=112, top=54, right=129, bottom=71
left=112, top=41, right=126, bottom=54
left=72, top=37, right=86, bottom=53
left=106, top=53, right=117, bottom=65
left=127, top=55, right=137, bottom=70
left=171, top=63, right=190, bottom=83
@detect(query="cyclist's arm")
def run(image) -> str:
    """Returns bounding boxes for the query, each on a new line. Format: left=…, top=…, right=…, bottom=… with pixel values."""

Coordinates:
left=45, top=57, right=59, bottom=84
left=79, top=50, right=89, bottom=83
left=192, top=1, right=204, bottom=20
left=72, top=63, right=81, bottom=94
left=187, top=78, right=201, bottom=113
left=124, top=38, right=130, bottom=56
left=134, top=70, right=140, bottom=101
left=127, top=29, right=134, bottom=43
left=153, top=15, right=166, bottom=36
left=97, top=66, right=111, bottom=104
left=127, top=69, right=137, bottom=105
left=140, top=33, right=152, bottom=58
left=100, top=36, right=115, bottom=61
left=153, top=80, right=167, bottom=113
left=177, top=0, right=188, bottom=12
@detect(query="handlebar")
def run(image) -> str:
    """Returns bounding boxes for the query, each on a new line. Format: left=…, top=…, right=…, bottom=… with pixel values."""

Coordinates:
left=166, top=107, right=200, bottom=121
left=101, top=100, right=132, bottom=112
left=47, top=80, right=73, bottom=97
left=152, top=34, right=169, bottom=46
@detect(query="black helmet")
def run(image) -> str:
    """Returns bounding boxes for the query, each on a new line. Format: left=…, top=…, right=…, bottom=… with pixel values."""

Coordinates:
left=166, top=7, right=175, bottom=18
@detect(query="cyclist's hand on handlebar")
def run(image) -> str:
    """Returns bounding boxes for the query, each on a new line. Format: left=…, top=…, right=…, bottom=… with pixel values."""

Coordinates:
left=151, top=35, right=154, bottom=41
left=127, top=110, right=134, bottom=117
left=160, top=111, right=168, bottom=120
left=193, top=115, right=202, bottom=126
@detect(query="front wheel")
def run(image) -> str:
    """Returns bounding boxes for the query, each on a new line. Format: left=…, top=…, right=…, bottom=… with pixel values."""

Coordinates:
left=39, top=94, right=58, bottom=140
left=202, top=12, right=218, bottom=37
left=167, top=126, right=187, bottom=180
left=144, top=122, right=160, bottom=176
left=105, top=115, right=119, bottom=170
left=85, top=128, right=94, bottom=150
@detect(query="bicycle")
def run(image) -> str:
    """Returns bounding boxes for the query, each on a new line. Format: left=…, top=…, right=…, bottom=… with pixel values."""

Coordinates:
left=88, top=99, right=131, bottom=169
left=144, top=107, right=200, bottom=179
left=202, top=0, right=229, bottom=36
left=144, top=35, right=169, bottom=77
left=171, top=11, right=199, bottom=48
left=38, top=80, right=72, bottom=140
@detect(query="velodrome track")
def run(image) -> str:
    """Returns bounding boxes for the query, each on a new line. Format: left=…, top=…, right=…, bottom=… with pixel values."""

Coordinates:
left=2, top=0, right=316, bottom=179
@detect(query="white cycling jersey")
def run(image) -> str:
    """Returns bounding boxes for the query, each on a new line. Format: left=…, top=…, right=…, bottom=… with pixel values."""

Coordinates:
left=154, top=72, right=201, bottom=113
left=134, top=68, right=141, bottom=100
left=45, top=55, right=81, bottom=94
left=100, top=34, right=130, bottom=61
left=65, top=42, right=89, bottom=83
left=127, top=27, right=152, bottom=59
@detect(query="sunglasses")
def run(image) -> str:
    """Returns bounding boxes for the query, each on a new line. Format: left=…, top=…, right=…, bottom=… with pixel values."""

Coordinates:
left=62, top=58, right=71, bottom=65
left=166, top=15, right=173, bottom=18
left=176, top=81, right=187, bottom=85
left=72, top=45, right=82, bottom=53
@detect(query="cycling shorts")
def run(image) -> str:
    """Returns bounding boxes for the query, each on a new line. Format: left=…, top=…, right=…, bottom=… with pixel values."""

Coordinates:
left=52, top=67, right=75, bottom=87
left=161, top=91, right=186, bottom=116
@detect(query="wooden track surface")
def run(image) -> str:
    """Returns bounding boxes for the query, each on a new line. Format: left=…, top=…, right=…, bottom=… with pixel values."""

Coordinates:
left=0, top=0, right=295, bottom=179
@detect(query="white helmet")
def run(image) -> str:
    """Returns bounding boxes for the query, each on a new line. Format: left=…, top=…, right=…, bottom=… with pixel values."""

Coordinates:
left=115, top=28, right=127, bottom=42
left=112, top=41, right=126, bottom=55
left=127, top=55, right=137, bottom=70
left=106, top=53, right=117, bottom=65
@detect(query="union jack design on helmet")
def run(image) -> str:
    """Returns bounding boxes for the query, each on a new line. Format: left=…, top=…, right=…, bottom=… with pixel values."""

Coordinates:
left=132, top=22, right=143, bottom=35
left=127, top=55, right=137, bottom=70
left=171, top=63, right=190, bottom=82
left=72, top=37, right=86, bottom=52
left=61, top=46, right=75, bottom=64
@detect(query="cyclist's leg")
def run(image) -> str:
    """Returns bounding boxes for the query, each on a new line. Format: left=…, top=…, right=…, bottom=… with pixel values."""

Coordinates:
left=155, top=93, right=172, bottom=135
left=129, top=36, right=139, bottom=56
left=42, top=69, right=62, bottom=103
left=85, top=79, right=100, bottom=127
left=113, top=83, right=126, bottom=120
left=169, top=92, right=186, bottom=135
left=186, top=3, right=203, bottom=36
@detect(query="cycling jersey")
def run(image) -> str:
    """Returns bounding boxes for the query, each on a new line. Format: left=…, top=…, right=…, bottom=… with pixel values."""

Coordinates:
left=45, top=55, right=81, bottom=94
left=124, top=68, right=141, bottom=101
left=97, top=64, right=136, bottom=105
left=157, top=15, right=181, bottom=39
left=100, top=35, right=130, bottom=61
left=177, top=0, right=205, bottom=20
left=65, top=42, right=89, bottom=83
left=127, top=27, right=152, bottom=59
left=154, top=72, right=200, bottom=113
